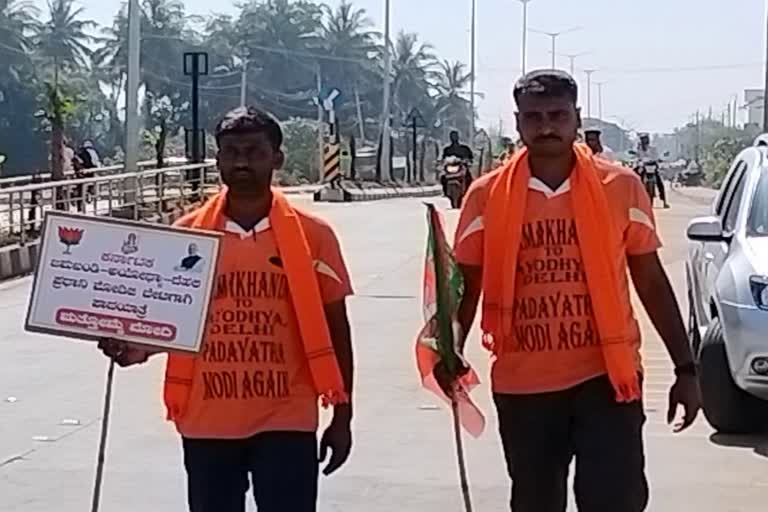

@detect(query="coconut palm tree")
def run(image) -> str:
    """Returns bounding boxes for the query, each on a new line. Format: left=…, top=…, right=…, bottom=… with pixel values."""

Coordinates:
left=0, top=0, right=39, bottom=75
left=33, top=0, right=95, bottom=180
left=237, top=0, right=324, bottom=119
left=321, top=1, right=380, bottom=141
left=391, top=31, right=436, bottom=124
left=433, top=60, right=473, bottom=139
left=34, top=0, right=95, bottom=83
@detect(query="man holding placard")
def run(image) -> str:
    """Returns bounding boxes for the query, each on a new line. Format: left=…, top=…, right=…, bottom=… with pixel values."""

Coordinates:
left=99, top=107, right=355, bottom=512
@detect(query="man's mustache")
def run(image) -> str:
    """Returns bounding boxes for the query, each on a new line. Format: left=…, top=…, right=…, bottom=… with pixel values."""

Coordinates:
left=534, top=135, right=562, bottom=142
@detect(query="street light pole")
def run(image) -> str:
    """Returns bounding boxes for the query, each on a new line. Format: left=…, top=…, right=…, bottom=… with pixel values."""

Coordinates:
left=529, top=27, right=580, bottom=71
left=559, top=51, right=590, bottom=76
left=596, top=81, right=606, bottom=119
left=549, top=34, right=556, bottom=69
left=518, top=0, right=532, bottom=75
left=124, top=0, right=140, bottom=176
left=584, top=69, right=596, bottom=119
left=470, top=0, right=476, bottom=140
left=381, top=0, right=392, bottom=181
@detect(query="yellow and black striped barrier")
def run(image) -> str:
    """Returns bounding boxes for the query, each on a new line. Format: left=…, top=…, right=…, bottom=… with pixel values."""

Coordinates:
left=323, top=143, right=341, bottom=184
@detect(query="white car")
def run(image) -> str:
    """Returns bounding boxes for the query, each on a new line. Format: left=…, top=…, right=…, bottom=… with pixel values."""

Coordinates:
left=686, top=145, right=768, bottom=433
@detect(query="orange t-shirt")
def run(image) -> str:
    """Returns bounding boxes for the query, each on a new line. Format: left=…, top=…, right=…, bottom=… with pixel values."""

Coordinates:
left=172, top=208, right=353, bottom=439
left=455, top=162, right=661, bottom=394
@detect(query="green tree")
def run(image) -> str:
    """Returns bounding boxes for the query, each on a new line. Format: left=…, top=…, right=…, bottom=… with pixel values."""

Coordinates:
left=0, top=0, right=38, bottom=76
left=33, top=0, right=95, bottom=179
left=238, top=0, right=324, bottom=119
left=33, top=0, right=95, bottom=82
left=391, top=31, right=435, bottom=123
left=320, top=1, right=380, bottom=141
left=433, top=60, right=473, bottom=140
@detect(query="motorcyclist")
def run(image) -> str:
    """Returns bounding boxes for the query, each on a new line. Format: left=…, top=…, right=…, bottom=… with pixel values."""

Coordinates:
left=76, top=140, right=101, bottom=169
left=584, top=129, right=604, bottom=156
left=636, top=133, right=669, bottom=208
left=441, top=130, right=474, bottom=192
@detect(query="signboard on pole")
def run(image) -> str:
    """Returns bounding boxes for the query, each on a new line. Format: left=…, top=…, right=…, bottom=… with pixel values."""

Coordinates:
left=25, top=212, right=221, bottom=352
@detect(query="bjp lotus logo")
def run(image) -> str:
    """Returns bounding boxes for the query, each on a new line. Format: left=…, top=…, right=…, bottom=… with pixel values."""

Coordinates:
left=58, top=226, right=83, bottom=254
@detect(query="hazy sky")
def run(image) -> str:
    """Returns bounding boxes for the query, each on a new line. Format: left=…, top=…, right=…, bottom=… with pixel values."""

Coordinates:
left=35, top=0, right=768, bottom=134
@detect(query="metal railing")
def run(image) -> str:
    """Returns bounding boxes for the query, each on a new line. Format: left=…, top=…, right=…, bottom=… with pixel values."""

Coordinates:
left=0, top=157, right=198, bottom=188
left=0, top=162, right=220, bottom=248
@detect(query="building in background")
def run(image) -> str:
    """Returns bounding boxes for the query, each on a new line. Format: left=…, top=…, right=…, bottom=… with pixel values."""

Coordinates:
left=744, top=89, right=764, bottom=129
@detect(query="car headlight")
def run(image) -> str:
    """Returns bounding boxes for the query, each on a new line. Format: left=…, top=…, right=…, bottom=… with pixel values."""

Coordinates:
left=749, top=275, right=768, bottom=310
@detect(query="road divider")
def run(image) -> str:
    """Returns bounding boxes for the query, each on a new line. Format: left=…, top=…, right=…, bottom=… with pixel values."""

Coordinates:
left=314, top=183, right=442, bottom=202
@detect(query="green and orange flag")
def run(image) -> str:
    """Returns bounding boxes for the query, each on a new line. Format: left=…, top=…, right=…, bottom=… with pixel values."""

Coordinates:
left=415, top=203, right=485, bottom=437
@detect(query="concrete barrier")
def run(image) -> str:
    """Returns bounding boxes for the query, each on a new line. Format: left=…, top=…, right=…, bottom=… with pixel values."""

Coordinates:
left=315, top=183, right=442, bottom=202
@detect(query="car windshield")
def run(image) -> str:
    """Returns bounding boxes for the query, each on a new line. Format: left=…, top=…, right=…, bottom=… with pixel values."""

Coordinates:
left=748, top=170, right=768, bottom=236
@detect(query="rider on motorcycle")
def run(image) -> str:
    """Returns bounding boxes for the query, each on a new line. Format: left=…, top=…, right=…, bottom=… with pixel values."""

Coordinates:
left=441, top=130, right=474, bottom=192
left=636, top=133, right=669, bottom=208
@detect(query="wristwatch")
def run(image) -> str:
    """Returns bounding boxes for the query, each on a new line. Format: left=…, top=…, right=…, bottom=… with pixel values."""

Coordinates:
left=674, top=361, right=697, bottom=377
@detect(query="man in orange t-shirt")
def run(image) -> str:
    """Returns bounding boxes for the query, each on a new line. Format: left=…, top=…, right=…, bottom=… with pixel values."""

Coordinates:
left=99, top=107, right=354, bottom=512
left=450, top=71, right=700, bottom=512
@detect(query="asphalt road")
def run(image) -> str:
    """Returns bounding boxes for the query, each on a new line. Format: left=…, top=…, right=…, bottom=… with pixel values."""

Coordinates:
left=1, top=188, right=767, bottom=511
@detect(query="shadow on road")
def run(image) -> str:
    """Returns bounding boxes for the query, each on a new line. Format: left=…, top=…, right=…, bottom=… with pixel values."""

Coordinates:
left=709, top=433, right=768, bottom=459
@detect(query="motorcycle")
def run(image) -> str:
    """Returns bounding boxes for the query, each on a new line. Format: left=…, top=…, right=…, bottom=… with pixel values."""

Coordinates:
left=442, top=156, right=469, bottom=209
left=633, top=158, right=660, bottom=204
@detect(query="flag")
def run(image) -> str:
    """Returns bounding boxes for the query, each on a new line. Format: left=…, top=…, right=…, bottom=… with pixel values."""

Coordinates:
left=416, top=203, right=485, bottom=438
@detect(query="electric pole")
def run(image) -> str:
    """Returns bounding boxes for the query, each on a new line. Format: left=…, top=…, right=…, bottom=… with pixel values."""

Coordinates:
left=381, top=0, right=392, bottom=181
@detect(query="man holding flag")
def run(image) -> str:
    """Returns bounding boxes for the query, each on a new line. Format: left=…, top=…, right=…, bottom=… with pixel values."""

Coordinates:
left=445, top=70, right=700, bottom=511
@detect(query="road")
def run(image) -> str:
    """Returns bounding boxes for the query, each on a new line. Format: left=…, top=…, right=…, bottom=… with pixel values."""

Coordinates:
left=1, top=188, right=768, bottom=511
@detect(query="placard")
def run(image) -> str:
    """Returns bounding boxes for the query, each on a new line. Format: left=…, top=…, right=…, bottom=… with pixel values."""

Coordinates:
left=25, top=211, right=221, bottom=352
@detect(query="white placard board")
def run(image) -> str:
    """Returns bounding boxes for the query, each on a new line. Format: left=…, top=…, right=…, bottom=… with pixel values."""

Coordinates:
left=25, top=211, right=221, bottom=352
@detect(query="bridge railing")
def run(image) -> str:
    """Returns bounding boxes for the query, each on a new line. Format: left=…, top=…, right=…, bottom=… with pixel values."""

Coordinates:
left=0, top=161, right=220, bottom=247
left=0, top=160, right=172, bottom=188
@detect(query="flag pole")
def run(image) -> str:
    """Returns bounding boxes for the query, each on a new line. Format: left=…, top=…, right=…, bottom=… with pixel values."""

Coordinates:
left=90, top=359, right=116, bottom=512
left=452, top=398, right=474, bottom=512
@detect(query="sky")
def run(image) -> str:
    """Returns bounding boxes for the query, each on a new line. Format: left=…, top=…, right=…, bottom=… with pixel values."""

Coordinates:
left=34, top=0, right=768, bottom=135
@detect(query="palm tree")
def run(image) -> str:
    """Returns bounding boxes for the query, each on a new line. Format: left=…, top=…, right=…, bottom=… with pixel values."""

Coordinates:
left=434, top=60, right=473, bottom=139
left=34, top=0, right=95, bottom=180
left=321, top=1, right=379, bottom=141
left=237, top=0, right=324, bottom=119
left=0, top=0, right=39, bottom=75
left=34, top=0, right=95, bottom=83
left=391, top=31, right=436, bottom=123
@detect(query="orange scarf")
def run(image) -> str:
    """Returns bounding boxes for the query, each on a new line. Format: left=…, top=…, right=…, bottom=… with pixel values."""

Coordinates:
left=163, top=189, right=348, bottom=421
left=482, top=144, right=641, bottom=403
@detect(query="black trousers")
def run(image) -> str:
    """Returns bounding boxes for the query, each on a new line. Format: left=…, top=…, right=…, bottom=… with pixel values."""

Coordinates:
left=494, top=376, right=649, bottom=512
left=183, top=431, right=318, bottom=512
left=655, top=174, right=667, bottom=203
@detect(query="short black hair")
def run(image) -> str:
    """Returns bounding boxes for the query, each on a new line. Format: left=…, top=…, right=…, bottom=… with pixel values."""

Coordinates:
left=215, top=106, right=283, bottom=150
left=513, top=69, right=578, bottom=106
left=584, top=129, right=601, bottom=136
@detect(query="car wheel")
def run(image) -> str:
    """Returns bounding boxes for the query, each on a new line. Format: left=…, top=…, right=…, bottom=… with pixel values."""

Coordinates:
left=698, top=317, right=768, bottom=434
